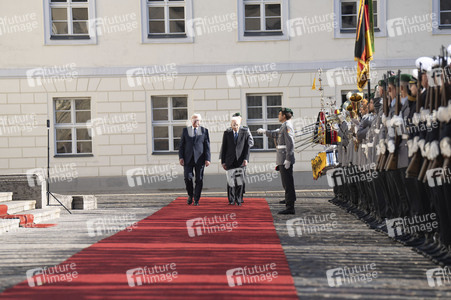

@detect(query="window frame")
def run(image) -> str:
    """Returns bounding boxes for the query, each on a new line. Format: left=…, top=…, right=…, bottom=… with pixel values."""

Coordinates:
left=43, top=0, right=98, bottom=45
left=246, top=93, right=282, bottom=151
left=432, top=0, right=451, bottom=34
left=238, top=0, right=289, bottom=41
left=151, top=95, right=188, bottom=154
left=334, top=0, right=387, bottom=38
left=141, top=0, right=194, bottom=44
left=54, top=97, right=93, bottom=157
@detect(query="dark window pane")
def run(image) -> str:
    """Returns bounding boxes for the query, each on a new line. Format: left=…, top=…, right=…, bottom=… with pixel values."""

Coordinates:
left=73, top=21, right=89, bottom=34
left=76, top=111, right=91, bottom=123
left=52, top=8, right=67, bottom=20
left=245, top=18, right=260, bottom=31
left=172, top=97, right=187, bottom=107
left=173, top=109, right=188, bottom=120
left=173, top=126, right=184, bottom=137
left=56, top=112, right=71, bottom=124
left=57, top=141, right=72, bottom=153
left=267, top=107, right=280, bottom=119
left=154, top=126, right=168, bottom=138
left=253, top=137, right=263, bottom=149
left=169, top=7, right=184, bottom=19
left=441, top=12, right=451, bottom=25
left=267, top=124, right=280, bottom=149
left=149, top=21, right=165, bottom=33
left=77, top=141, right=92, bottom=153
left=51, top=0, right=67, bottom=2
left=75, top=99, right=90, bottom=110
left=373, top=1, right=378, bottom=13
left=56, top=129, right=72, bottom=140
left=76, top=128, right=91, bottom=140
left=342, top=16, right=356, bottom=28
left=247, top=95, right=262, bottom=107
left=173, top=138, right=181, bottom=151
left=266, top=18, right=281, bottom=30
left=72, top=0, right=88, bottom=2
left=245, top=5, right=260, bottom=17
left=267, top=95, right=282, bottom=106
left=170, top=21, right=185, bottom=33
left=153, top=97, right=168, bottom=108
left=153, top=109, right=168, bottom=121
left=149, top=7, right=164, bottom=19
left=341, top=2, right=356, bottom=15
left=154, top=139, right=169, bottom=151
left=265, top=4, right=280, bottom=17
left=248, top=108, right=262, bottom=119
left=55, top=99, right=71, bottom=110
left=52, top=22, right=69, bottom=34
left=441, top=0, right=451, bottom=11
left=72, top=8, right=88, bottom=20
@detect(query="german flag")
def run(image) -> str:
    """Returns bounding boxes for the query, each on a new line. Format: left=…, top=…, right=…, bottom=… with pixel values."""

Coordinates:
left=354, top=0, right=375, bottom=91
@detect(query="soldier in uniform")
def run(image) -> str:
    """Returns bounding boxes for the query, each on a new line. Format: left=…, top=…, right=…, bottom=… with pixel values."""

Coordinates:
left=257, top=108, right=296, bottom=214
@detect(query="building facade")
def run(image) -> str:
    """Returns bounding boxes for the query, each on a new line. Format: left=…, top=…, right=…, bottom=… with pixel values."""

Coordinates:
left=0, top=0, right=450, bottom=190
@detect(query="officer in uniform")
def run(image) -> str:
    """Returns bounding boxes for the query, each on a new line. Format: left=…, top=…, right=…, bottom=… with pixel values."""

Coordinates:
left=257, top=108, right=296, bottom=214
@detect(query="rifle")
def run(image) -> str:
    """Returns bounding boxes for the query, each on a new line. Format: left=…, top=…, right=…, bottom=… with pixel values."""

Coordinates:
left=406, top=64, right=424, bottom=178
left=385, top=70, right=402, bottom=170
left=376, top=74, right=389, bottom=171
left=418, top=70, right=440, bottom=182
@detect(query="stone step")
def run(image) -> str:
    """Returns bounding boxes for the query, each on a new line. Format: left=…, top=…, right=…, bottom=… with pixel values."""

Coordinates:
left=0, top=200, right=36, bottom=214
left=0, top=192, right=13, bottom=202
left=0, top=218, right=20, bottom=234
left=20, top=207, right=60, bottom=224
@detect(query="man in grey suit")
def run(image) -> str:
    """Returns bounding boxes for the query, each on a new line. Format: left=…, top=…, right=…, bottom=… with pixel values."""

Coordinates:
left=257, top=108, right=296, bottom=215
left=220, top=115, right=252, bottom=205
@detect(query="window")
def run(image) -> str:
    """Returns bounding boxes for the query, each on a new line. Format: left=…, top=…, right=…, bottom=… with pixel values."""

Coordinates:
left=247, top=94, right=282, bottom=150
left=142, top=0, right=193, bottom=43
left=54, top=98, right=92, bottom=156
left=439, top=0, right=451, bottom=28
left=340, top=0, right=378, bottom=33
left=44, top=0, right=97, bottom=45
left=151, top=96, right=188, bottom=152
left=334, top=0, right=386, bottom=38
left=238, top=0, right=289, bottom=41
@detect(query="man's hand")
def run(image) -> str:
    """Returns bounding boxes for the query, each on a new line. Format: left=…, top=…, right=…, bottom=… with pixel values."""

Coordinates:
left=284, top=160, right=291, bottom=169
left=242, top=160, right=248, bottom=167
left=257, top=128, right=266, bottom=135
left=179, top=158, right=184, bottom=166
left=205, top=161, right=210, bottom=167
left=222, top=163, right=227, bottom=170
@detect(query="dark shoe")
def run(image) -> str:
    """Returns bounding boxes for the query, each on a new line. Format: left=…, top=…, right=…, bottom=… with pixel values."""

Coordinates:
left=194, top=199, right=199, bottom=206
left=278, top=208, right=295, bottom=215
left=241, top=199, right=244, bottom=203
left=235, top=199, right=242, bottom=206
left=187, top=196, right=193, bottom=205
left=228, top=201, right=234, bottom=205
left=279, top=200, right=286, bottom=204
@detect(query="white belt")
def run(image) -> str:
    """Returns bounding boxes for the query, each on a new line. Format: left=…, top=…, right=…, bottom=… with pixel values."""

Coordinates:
left=277, top=145, right=286, bottom=149
left=367, top=143, right=374, bottom=147
left=402, top=134, right=409, bottom=140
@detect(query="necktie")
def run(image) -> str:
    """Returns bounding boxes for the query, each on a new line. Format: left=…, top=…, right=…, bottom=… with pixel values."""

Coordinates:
left=234, top=131, right=238, bottom=143
left=194, top=128, right=197, bottom=142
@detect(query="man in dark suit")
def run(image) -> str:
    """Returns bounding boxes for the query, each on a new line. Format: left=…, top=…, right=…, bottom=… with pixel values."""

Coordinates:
left=179, top=114, right=211, bottom=206
left=220, top=115, right=251, bottom=205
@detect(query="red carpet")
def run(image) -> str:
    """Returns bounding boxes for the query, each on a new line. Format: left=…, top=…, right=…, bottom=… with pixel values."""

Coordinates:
left=0, top=205, right=56, bottom=228
left=1, top=197, right=298, bottom=300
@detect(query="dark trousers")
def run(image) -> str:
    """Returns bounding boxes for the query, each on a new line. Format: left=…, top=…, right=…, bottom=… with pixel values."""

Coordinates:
left=184, top=157, right=205, bottom=201
left=279, top=164, right=296, bottom=208
left=227, top=167, right=245, bottom=204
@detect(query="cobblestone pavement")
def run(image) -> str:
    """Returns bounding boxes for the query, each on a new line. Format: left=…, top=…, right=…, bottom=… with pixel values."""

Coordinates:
left=0, top=190, right=450, bottom=299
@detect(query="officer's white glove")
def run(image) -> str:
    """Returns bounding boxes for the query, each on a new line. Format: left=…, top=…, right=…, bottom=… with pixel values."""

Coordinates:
left=257, top=128, right=266, bottom=135
left=284, top=160, right=291, bottom=169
